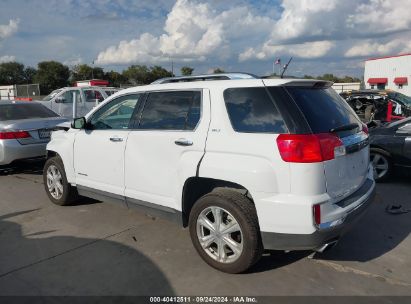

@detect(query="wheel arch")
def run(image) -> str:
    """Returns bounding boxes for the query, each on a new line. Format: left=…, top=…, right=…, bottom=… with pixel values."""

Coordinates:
left=370, top=146, right=392, bottom=158
left=46, top=150, right=59, bottom=159
left=45, top=146, right=75, bottom=184
left=181, top=176, right=254, bottom=227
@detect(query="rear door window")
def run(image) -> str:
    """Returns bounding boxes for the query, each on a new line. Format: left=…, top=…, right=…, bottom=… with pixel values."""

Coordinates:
left=285, top=87, right=360, bottom=133
left=223, top=87, right=287, bottom=133
left=138, top=91, right=201, bottom=130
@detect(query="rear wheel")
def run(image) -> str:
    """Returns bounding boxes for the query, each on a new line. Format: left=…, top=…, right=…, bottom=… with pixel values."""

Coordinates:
left=43, top=156, right=78, bottom=205
left=370, top=149, right=392, bottom=182
left=189, top=189, right=262, bottom=273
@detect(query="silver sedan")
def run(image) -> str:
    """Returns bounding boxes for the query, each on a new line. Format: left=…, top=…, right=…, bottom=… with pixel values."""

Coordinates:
left=0, top=100, right=68, bottom=166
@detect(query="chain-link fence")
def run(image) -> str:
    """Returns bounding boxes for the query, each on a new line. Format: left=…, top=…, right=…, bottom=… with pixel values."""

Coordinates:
left=0, top=84, right=41, bottom=100
left=16, top=84, right=41, bottom=98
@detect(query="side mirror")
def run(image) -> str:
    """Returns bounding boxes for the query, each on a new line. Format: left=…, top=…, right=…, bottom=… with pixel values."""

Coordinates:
left=71, top=117, right=86, bottom=129
left=55, top=96, right=66, bottom=103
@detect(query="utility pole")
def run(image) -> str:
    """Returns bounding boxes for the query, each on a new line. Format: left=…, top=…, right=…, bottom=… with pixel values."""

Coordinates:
left=171, top=60, right=174, bottom=75
left=91, top=60, right=94, bottom=79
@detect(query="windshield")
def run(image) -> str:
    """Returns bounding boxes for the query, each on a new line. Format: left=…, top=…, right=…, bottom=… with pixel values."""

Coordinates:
left=0, top=103, right=58, bottom=120
left=388, top=91, right=411, bottom=106
left=43, top=89, right=62, bottom=101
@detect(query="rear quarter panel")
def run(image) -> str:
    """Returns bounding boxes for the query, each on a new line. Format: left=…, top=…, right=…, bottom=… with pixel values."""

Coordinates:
left=199, top=83, right=290, bottom=195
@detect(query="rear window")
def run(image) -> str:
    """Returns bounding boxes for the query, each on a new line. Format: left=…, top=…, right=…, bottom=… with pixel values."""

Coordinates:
left=0, top=103, right=58, bottom=120
left=286, top=87, right=360, bottom=133
left=223, top=87, right=287, bottom=133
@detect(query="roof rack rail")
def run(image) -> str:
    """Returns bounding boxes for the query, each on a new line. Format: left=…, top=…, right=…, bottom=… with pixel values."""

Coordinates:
left=151, top=73, right=259, bottom=84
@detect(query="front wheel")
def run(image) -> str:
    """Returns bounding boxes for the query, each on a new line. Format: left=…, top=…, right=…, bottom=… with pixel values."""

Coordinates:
left=189, top=189, right=262, bottom=273
left=43, top=156, right=78, bottom=205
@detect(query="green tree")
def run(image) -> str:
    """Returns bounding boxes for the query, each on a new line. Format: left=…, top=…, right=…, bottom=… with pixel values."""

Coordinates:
left=104, top=70, right=127, bottom=87
left=34, top=61, right=70, bottom=94
left=181, top=66, right=194, bottom=76
left=71, top=64, right=104, bottom=81
left=147, top=65, right=173, bottom=83
left=0, top=62, right=26, bottom=85
left=23, top=67, right=37, bottom=83
left=122, top=65, right=173, bottom=85
left=122, top=65, right=151, bottom=85
left=318, top=73, right=338, bottom=82
left=213, top=68, right=225, bottom=74
left=304, top=74, right=362, bottom=83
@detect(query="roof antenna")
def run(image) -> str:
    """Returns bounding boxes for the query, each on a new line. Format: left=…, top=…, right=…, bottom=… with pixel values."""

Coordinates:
left=280, top=57, right=293, bottom=78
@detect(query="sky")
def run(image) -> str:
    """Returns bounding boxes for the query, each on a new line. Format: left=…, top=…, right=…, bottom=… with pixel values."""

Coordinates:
left=1, top=0, right=411, bottom=78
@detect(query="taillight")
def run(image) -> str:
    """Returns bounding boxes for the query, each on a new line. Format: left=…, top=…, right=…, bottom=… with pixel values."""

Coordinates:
left=313, top=204, right=321, bottom=226
left=362, top=124, right=369, bottom=135
left=276, top=133, right=344, bottom=163
left=0, top=131, right=31, bottom=140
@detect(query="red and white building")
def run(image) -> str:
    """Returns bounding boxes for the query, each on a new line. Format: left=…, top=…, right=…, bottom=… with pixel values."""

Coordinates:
left=364, top=53, right=411, bottom=96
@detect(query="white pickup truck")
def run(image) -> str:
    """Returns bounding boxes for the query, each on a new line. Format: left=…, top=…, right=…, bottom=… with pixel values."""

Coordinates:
left=38, top=86, right=114, bottom=118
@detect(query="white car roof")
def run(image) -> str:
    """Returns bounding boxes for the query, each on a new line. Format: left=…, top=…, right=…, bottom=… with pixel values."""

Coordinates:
left=117, top=78, right=331, bottom=94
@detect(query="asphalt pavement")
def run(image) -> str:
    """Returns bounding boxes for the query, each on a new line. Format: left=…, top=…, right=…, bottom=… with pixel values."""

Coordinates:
left=0, top=162, right=410, bottom=296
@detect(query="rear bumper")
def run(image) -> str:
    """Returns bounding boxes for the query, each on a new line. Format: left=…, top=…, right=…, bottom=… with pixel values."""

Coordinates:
left=261, top=179, right=377, bottom=251
left=0, top=140, right=47, bottom=165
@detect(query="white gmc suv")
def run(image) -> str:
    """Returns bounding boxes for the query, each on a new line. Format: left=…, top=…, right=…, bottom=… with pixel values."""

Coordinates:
left=43, top=74, right=376, bottom=273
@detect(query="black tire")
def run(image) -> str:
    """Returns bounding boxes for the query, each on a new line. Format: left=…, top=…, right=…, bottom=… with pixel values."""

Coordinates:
left=364, top=105, right=375, bottom=122
left=189, top=188, right=263, bottom=273
left=370, top=148, right=392, bottom=182
left=43, top=156, right=78, bottom=206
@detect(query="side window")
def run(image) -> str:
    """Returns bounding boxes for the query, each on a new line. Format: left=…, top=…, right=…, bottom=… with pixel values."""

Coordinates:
left=84, top=89, right=105, bottom=103
left=89, top=94, right=140, bottom=130
left=139, top=91, right=201, bottom=130
left=223, top=87, right=287, bottom=133
left=58, top=90, right=81, bottom=103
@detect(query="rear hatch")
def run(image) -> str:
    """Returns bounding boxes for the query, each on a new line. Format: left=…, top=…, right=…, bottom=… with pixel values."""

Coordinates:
left=284, top=84, right=369, bottom=201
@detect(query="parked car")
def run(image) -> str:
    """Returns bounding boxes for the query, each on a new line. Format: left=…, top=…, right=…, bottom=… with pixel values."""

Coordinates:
left=103, top=87, right=121, bottom=96
left=0, top=100, right=68, bottom=166
left=38, top=86, right=109, bottom=119
left=340, top=90, right=411, bottom=123
left=43, top=74, right=376, bottom=273
left=369, top=117, right=411, bottom=181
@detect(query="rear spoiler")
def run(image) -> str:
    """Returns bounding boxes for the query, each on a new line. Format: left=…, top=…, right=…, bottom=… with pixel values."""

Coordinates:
left=280, top=80, right=333, bottom=89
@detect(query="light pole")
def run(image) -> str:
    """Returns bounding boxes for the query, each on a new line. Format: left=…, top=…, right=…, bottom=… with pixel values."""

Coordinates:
left=91, top=60, right=94, bottom=79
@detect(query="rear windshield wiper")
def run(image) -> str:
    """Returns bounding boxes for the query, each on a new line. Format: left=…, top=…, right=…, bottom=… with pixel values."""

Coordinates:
left=329, top=123, right=359, bottom=133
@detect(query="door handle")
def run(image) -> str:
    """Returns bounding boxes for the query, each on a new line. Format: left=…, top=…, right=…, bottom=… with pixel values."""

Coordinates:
left=174, top=138, right=193, bottom=146
left=109, top=137, right=123, bottom=142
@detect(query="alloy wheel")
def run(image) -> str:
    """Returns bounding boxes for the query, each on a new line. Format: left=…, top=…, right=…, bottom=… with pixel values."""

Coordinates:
left=371, top=153, right=389, bottom=180
left=196, top=206, right=243, bottom=264
left=46, top=165, right=64, bottom=200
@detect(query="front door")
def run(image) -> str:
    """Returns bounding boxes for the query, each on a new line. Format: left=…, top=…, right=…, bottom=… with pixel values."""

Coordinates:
left=73, top=94, right=142, bottom=195
left=124, top=89, right=210, bottom=210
